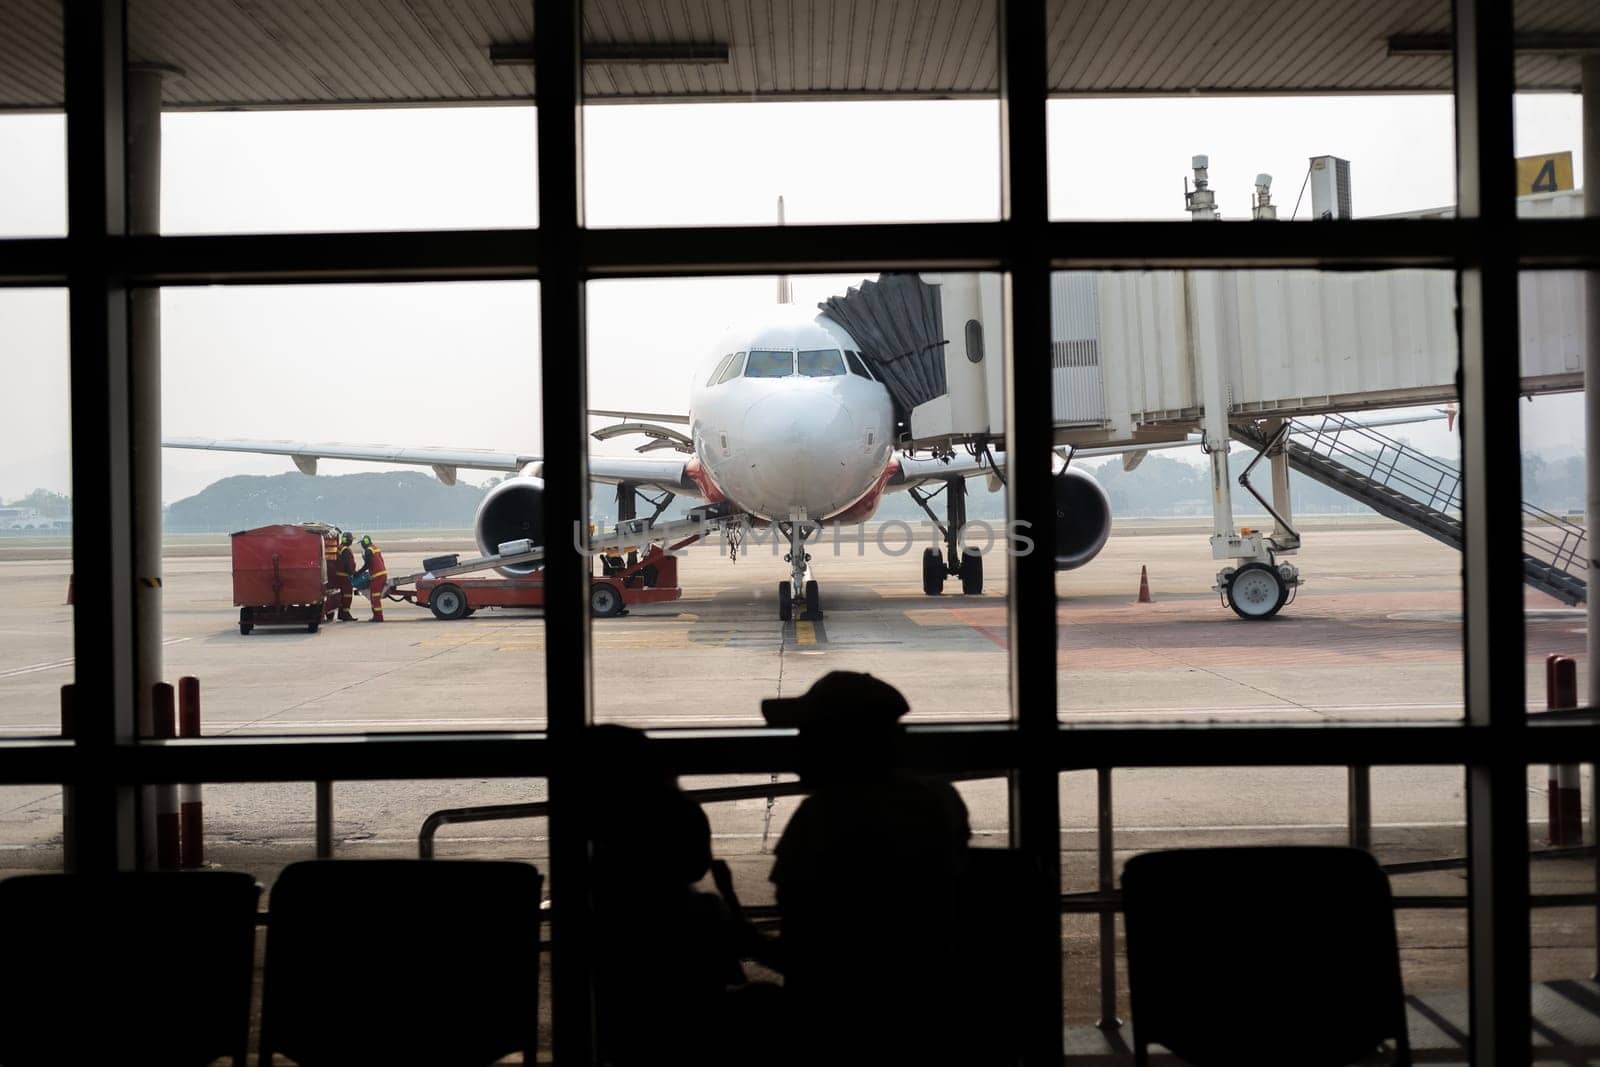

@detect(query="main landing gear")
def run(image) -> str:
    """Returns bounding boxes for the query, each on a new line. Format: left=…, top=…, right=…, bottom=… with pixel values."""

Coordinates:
left=910, top=477, right=984, bottom=597
left=777, top=517, right=821, bottom=622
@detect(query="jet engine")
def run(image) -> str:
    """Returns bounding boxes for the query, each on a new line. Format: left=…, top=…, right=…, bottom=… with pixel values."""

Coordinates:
left=474, top=474, right=545, bottom=575
left=1054, top=466, right=1111, bottom=570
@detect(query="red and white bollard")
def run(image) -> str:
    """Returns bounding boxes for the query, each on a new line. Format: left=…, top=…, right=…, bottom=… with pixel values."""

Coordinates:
left=1547, top=655, right=1583, bottom=846
left=178, top=676, right=204, bottom=868
left=152, top=682, right=181, bottom=869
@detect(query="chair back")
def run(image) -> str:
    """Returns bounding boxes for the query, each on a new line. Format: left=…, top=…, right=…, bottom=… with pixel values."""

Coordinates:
left=0, top=870, right=260, bottom=1066
left=260, top=859, right=543, bottom=1066
left=1122, top=846, right=1408, bottom=1067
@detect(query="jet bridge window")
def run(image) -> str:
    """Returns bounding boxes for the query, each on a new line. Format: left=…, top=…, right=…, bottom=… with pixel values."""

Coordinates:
left=744, top=349, right=794, bottom=378
left=715, top=351, right=747, bottom=384
left=843, top=350, right=873, bottom=379
left=797, top=349, right=846, bottom=377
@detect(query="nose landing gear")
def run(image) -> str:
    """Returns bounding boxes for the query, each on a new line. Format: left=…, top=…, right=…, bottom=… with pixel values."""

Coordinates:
left=778, top=517, right=822, bottom=621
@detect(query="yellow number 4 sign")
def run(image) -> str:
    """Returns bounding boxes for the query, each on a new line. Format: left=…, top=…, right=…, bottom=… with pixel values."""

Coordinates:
left=1516, top=151, right=1574, bottom=195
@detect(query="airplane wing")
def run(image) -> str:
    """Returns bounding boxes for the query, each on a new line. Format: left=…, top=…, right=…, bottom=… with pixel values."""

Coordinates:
left=162, top=437, right=702, bottom=497
left=162, top=438, right=538, bottom=484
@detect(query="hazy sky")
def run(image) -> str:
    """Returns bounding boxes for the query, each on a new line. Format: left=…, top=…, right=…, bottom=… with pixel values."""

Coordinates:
left=0, top=93, right=1587, bottom=501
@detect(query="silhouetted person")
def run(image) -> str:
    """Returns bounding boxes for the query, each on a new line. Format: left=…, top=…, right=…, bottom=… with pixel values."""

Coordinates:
left=762, top=672, right=972, bottom=1063
left=584, top=726, right=773, bottom=1066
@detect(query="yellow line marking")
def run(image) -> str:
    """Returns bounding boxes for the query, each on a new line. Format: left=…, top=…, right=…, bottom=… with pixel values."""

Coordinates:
left=794, top=621, right=815, bottom=645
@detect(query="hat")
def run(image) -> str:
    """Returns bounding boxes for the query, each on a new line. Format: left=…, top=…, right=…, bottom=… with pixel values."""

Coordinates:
left=360, top=535, right=373, bottom=546
left=761, top=671, right=909, bottom=729
left=340, top=532, right=353, bottom=544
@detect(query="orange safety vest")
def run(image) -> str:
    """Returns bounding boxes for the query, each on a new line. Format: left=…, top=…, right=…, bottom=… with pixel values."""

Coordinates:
left=364, top=545, right=387, bottom=579
left=336, top=546, right=356, bottom=579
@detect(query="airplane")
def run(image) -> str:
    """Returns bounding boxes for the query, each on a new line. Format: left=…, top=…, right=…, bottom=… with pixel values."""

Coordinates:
left=166, top=300, right=1453, bottom=622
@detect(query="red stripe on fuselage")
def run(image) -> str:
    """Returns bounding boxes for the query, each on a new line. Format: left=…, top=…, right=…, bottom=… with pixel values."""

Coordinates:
left=824, top=455, right=900, bottom=525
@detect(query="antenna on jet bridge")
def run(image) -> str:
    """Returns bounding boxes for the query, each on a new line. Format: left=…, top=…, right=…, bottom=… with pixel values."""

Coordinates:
left=776, top=195, right=793, bottom=304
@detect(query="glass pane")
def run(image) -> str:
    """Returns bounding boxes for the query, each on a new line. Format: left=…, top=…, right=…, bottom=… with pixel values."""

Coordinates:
left=1053, top=269, right=1465, bottom=723
left=743, top=349, right=794, bottom=378
left=0, top=289, right=72, bottom=884
left=581, top=0, right=1000, bottom=227
left=160, top=281, right=544, bottom=732
left=796, top=349, right=845, bottom=378
left=128, top=1, right=537, bottom=233
left=1065, top=766, right=1467, bottom=1055
left=200, top=777, right=549, bottom=1061
left=587, top=273, right=1011, bottom=729
left=0, top=1, right=63, bottom=238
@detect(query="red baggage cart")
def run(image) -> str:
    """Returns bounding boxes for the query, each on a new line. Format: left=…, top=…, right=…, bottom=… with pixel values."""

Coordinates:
left=230, top=523, right=343, bottom=635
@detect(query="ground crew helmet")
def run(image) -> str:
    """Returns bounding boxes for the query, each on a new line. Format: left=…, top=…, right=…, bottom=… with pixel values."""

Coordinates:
left=341, top=532, right=353, bottom=544
left=360, top=535, right=373, bottom=547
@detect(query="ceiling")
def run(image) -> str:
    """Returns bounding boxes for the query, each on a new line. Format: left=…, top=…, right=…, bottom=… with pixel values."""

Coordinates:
left=0, top=0, right=1593, bottom=112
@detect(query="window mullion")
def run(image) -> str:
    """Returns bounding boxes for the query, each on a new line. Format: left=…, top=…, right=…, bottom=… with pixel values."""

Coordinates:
left=1455, top=0, right=1531, bottom=1062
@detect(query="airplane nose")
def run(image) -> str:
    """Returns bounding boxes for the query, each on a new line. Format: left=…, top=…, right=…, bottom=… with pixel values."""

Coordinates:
left=742, top=390, right=857, bottom=514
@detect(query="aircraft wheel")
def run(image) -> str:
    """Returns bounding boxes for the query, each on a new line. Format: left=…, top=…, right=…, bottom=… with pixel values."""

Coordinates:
left=778, top=582, right=793, bottom=622
left=430, top=583, right=469, bottom=621
left=922, top=548, right=946, bottom=596
left=960, top=548, right=984, bottom=595
left=1225, top=562, right=1287, bottom=620
left=804, top=580, right=821, bottom=617
left=590, top=582, right=624, bottom=618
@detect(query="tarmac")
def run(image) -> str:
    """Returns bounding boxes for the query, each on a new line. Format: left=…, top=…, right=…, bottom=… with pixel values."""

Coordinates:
left=0, top=519, right=1592, bottom=1033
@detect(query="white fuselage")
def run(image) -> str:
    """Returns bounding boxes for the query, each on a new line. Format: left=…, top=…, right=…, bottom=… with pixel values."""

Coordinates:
left=686, top=308, right=896, bottom=523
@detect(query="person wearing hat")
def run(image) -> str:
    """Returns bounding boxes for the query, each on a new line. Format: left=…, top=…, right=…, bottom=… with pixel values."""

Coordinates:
left=332, top=531, right=357, bottom=621
left=759, top=671, right=970, bottom=1060
left=353, top=535, right=387, bottom=622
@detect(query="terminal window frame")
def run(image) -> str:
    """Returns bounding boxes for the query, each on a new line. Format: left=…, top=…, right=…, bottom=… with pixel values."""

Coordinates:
left=3, top=2, right=1583, bottom=1065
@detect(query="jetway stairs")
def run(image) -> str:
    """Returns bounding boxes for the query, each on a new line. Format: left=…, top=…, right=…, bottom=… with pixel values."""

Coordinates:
left=1232, top=414, right=1588, bottom=606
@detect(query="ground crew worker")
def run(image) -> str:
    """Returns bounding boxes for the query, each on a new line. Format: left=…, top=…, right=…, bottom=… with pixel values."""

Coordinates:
left=333, top=532, right=357, bottom=621
left=356, top=535, right=387, bottom=622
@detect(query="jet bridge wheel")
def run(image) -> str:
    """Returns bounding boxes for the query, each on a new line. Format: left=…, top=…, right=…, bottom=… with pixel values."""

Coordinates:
left=1225, top=562, right=1288, bottom=620
left=922, top=548, right=947, bottom=596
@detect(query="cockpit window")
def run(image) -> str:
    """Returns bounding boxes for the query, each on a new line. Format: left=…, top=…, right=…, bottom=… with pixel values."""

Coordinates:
left=797, top=349, right=846, bottom=377
left=715, top=351, right=747, bottom=384
left=843, top=350, right=873, bottom=379
left=705, top=352, right=737, bottom=387
left=744, top=349, right=794, bottom=378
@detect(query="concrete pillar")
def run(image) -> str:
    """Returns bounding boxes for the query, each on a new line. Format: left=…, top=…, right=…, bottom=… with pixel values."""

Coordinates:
left=127, top=65, right=172, bottom=866
left=1585, top=58, right=1600, bottom=720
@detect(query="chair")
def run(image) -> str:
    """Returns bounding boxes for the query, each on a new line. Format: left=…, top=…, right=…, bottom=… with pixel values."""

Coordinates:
left=1122, top=846, right=1410, bottom=1067
left=260, top=859, right=542, bottom=1066
left=0, top=870, right=260, bottom=1066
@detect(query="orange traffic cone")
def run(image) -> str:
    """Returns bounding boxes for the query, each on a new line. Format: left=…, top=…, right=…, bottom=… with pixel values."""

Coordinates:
left=65, top=573, right=74, bottom=606
left=1136, top=566, right=1153, bottom=603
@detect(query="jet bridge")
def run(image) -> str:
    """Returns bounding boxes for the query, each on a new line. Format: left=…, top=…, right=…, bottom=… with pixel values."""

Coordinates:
left=885, top=184, right=1590, bottom=618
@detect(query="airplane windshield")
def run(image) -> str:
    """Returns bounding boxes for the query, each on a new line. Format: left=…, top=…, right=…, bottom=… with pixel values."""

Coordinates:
left=744, top=349, right=794, bottom=378
left=715, top=351, right=747, bottom=384
left=797, top=349, right=846, bottom=377
left=843, top=350, right=873, bottom=379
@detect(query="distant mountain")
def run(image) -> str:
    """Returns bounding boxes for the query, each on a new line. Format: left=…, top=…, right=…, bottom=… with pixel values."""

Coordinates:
left=155, top=447, right=1588, bottom=533
left=163, top=472, right=489, bottom=533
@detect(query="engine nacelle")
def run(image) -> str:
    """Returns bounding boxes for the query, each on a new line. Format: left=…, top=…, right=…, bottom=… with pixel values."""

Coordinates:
left=474, top=475, right=545, bottom=575
left=1055, top=466, right=1111, bottom=570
